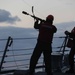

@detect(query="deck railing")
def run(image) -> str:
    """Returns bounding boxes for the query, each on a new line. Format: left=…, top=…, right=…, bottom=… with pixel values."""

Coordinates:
left=0, top=36, right=73, bottom=74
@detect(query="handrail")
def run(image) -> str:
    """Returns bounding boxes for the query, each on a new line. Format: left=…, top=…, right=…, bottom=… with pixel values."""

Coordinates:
left=0, top=36, right=66, bottom=41
left=0, top=36, right=13, bottom=72
left=0, top=36, right=72, bottom=74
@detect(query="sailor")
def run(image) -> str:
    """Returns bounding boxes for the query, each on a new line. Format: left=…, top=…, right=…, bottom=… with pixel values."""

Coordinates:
left=28, top=15, right=57, bottom=75
left=65, top=27, right=75, bottom=73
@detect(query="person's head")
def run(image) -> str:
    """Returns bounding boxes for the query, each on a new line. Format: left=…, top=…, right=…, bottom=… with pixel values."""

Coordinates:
left=46, top=15, right=54, bottom=23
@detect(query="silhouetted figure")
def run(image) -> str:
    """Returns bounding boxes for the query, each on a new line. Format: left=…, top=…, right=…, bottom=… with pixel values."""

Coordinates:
left=28, top=15, right=57, bottom=75
left=65, top=27, right=75, bottom=73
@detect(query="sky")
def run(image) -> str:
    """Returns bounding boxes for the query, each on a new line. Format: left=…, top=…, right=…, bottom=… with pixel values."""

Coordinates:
left=0, top=0, right=75, bottom=28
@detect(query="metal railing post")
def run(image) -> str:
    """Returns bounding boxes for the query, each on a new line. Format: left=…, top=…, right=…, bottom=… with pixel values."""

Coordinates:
left=0, top=36, right=13, bottom=72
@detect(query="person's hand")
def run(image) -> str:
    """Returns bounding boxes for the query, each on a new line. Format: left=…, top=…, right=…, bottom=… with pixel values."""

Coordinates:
left=65, top=31, right=70, bottom=35
left=35, top=19, right=39, bottom=23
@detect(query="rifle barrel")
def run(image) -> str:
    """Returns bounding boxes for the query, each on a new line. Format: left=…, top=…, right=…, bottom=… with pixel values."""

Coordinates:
left=22, top=11, right=45, bottom=21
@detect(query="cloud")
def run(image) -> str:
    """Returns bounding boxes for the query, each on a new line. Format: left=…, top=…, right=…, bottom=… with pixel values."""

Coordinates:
left=55, top=21, right=75, bottom=36
left=0, top=9, right=21, bottom=24
left=56, top=21, right=75, bottom=30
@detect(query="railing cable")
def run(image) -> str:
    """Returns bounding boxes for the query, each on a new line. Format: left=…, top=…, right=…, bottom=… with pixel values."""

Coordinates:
left=11, top=42, right=19, bottom=69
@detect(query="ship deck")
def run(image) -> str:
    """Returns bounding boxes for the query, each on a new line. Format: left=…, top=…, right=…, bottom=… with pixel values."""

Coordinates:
left=13, top=70, right=75, bottom=75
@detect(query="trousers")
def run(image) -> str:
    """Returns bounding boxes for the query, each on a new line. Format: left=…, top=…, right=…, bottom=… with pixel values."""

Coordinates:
left=69, top=45, right=75, bottom=70
left=29, top=41, right=52, bottom=75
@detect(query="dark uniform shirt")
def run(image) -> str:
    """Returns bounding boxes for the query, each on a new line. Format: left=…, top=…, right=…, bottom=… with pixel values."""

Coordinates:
left=69, top=27, right=75, bottom=44
left=34, top=21, right=57, bottom=43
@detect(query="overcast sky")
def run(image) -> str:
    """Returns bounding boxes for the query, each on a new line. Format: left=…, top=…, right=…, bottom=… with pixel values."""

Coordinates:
left=0, top=0, right=75, bottom=28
